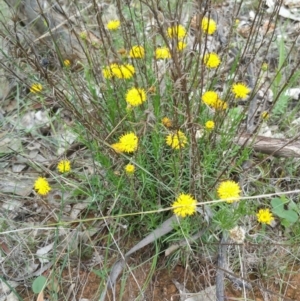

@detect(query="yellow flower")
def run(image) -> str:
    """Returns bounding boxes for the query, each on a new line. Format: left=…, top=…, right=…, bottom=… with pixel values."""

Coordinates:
left=167, top=25, right=186, bottom=39
left=34, top=177, right=51, bottom=196
left=106, top=20, right=120, bottom=31
left=111, top=143, right=124, bottom=153
left=129, top=45, right=145, bottom=58
left=261, top=111, right=269, bottom=120
left=161, top=117, right=173, bottom=128
left=201, top=17, right=217, bottom=35
left=205, top=120, right=215, bottom=130
left=214, top=99, right=228, bottom=110
left=204, top=52, right=220, bottom=68
left=155, top=47, right=171, bottom=59
left=30, top=83, right=43, bottom=93
left=126, top=88, right=146, bottom=107
left=166, top=130, right=188, bottom=149
left=125, top=163, right=135, bottom=175
left=201, top=91, right=227, bottom=110
left=102, top=66, right=113, bottom=79
left=110, top=63, right=135, bottom=79
left=217, top=180, right=241, bottom=203
left=231, top=83, right=250, bottom=99
left=202, top=91, right=219, bottom=106
left=63, top=59, right=71, bottom=67
left=119, top=132, right=139, bottom=153
left=177, top=41, right=187, bottom=51
left=172, top=193, right=197, bottom=217
left=256, top=208, right=274, bottom=225
left=57, top=160, right=71, bottom=173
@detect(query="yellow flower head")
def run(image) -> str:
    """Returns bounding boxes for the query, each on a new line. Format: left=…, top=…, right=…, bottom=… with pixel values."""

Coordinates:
left=30, top=83, right=43, bottom=93
left=57, top=160, right=71, bottom=173
left=125, top=163, right=135, bottom=175
left=172, top=193, right=197, bottom=217
left=201, top=91, right=227, bottom=110
left=34, top=177, right=51, bottom=196
left=155, top=47, right=171, bottom=59
left=167, top=25, right=186, bottom=39
left=106, top=20, right=120, bottom=31
left=202, top=91, right=219, bottom=106
left=166, top=130, right=188, bottom=149
left=119, top=132, right=139, bottom=153
left=205, top=120, right=215, bottom=130
left=161, top=117, right=173, bottom=128
left=63, top=59, right=71, bottom=67
left=214, top=99, right=228, bottom=110
left=129, top=45, right=145, bottom=58
left=177, top=41, right=187, bottom=51
left=126, top=87, right=146, bottom=107
left=231, top=83, right=250, bottom=99
left=261, top=111, right=269, bottom=120
left=102, top=66, right=113, bottom=79
left=204, top=52, right=220, bottom=68
left=256, top=208, right=274, bottom=225
left=110, top=63, right=135, bottom=79
left=201, top=17, right=217, bottom=35
left=217, top=180, right=241, bottom=203
left=111, top=142, right=124, bottom=153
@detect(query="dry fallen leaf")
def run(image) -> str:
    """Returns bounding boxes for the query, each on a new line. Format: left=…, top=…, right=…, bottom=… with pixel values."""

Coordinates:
left=36, top=290, right=44, bottom=301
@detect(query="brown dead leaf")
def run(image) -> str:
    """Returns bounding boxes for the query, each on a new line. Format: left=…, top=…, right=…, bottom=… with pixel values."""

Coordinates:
left=36, top=290, right=44, bottom=301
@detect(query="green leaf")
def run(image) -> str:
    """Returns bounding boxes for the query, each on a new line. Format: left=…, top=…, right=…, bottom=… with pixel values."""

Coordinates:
left=32, top=276, right=47, bottom=294
left=271, top=198, right=284, bottom=210
left=288, top=200, right=298, bottom=212
left=281, top=219, right=291, bottom=228
left=279, top=210, right=298, bottom=224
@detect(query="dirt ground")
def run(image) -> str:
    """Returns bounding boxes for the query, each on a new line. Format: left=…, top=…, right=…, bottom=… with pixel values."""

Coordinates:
left=17, top=260, right=300, bottom=301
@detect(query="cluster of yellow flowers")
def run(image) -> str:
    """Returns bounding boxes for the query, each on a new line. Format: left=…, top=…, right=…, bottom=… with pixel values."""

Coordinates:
left=103, top=17, right=273, bottom=231
left=171, top=180, right=242, bottom=218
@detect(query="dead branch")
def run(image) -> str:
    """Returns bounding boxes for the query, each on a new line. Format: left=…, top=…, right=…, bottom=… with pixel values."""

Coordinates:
left=235, top=134, right=300, bottom=157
